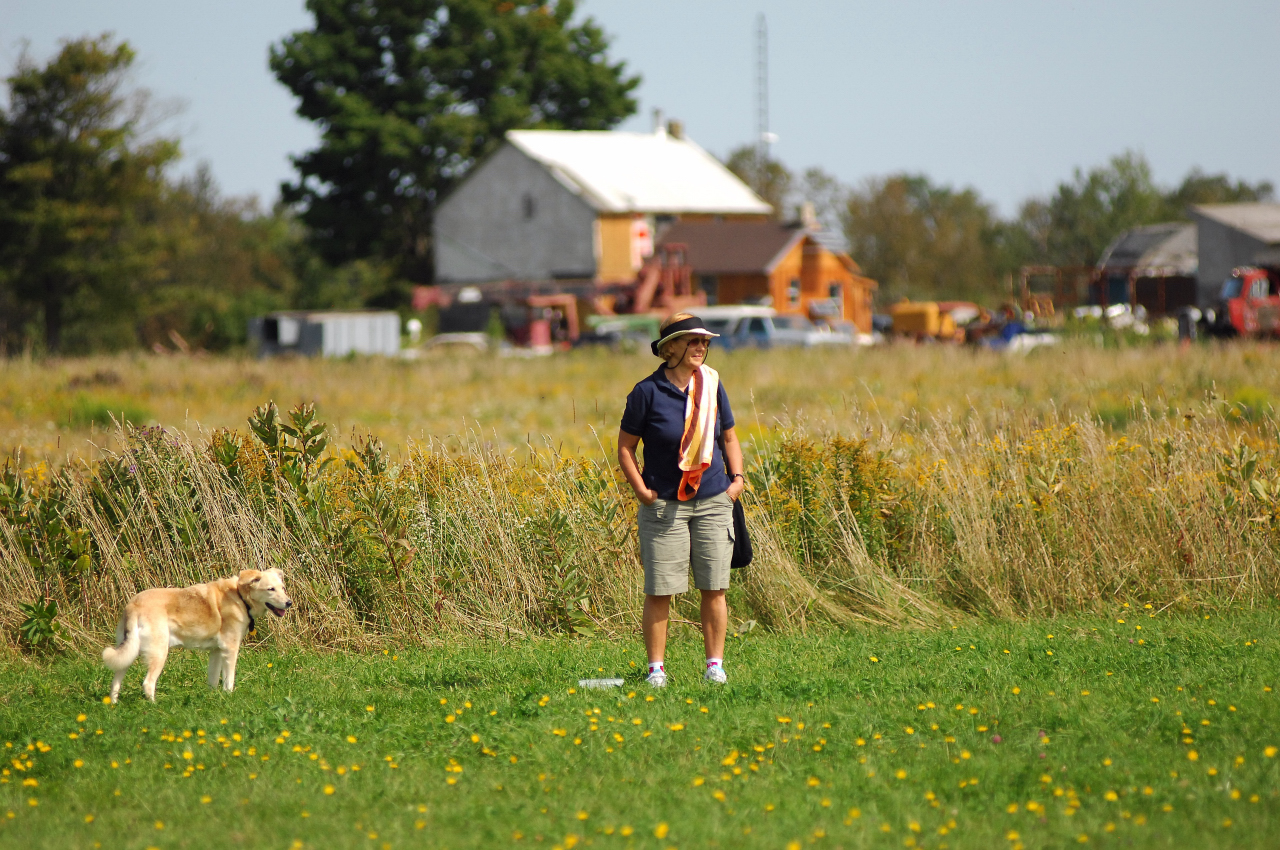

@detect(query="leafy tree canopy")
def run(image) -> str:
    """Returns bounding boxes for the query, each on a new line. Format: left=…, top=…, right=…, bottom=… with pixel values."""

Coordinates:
left=1009, top=152, right=1275, bottom=269
left=0, top=35, right=179, bottom=353
left=845, top=175, right=1001, bottom=304
left=725, top=145, right=792, bottom=220
left=271, top=0, right=640, bottom=283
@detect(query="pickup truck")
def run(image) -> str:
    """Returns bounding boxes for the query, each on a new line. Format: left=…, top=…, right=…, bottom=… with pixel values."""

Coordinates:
left=1200, top=267, right=1280, bottom=337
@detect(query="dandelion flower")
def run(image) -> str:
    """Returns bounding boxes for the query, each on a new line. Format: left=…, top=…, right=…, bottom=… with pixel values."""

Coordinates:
left=654, top=822, right=669, bottom=839
left=323, top=785, right=335, bottom=795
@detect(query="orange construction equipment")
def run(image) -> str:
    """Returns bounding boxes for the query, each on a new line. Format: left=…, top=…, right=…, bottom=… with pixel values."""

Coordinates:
left=628, top=243, right=705, bottom=315
left=889, top=300, right=958, bottom=340
left=526, top=293, right=580, bottom=342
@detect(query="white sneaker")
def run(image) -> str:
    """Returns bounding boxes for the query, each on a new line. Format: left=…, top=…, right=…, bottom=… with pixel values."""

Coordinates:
left=646, top=670, right=667, bottom=688
left=704, top=665, right=727, bottom=684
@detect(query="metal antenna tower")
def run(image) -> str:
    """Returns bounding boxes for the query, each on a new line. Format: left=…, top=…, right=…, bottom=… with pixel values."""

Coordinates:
left=755, top=12, right=769, bottom=188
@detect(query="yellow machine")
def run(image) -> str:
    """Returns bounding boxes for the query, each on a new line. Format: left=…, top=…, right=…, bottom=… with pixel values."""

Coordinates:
left=889, top=300, right=957, bottom=339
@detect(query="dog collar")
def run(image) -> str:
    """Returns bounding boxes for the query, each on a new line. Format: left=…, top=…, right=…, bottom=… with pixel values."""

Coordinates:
left=237, top=590, right=256, bottom=636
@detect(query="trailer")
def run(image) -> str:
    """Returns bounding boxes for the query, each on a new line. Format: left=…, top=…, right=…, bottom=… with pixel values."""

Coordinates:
left=248, top=311, right=401, bottom=358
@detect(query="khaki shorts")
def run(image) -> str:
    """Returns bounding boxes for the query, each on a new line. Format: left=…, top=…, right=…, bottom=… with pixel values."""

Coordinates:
left=638, top=491, right=734, bottom=596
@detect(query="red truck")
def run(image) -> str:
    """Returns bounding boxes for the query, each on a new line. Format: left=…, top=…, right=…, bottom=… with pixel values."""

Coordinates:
left=1202, top=267, right=1280, bottom=337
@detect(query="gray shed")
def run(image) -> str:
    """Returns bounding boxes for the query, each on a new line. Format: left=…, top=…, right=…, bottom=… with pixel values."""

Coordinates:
left=248, top=311, right=400, bottom=358
left=1096, top=223, right=1198, bottom=315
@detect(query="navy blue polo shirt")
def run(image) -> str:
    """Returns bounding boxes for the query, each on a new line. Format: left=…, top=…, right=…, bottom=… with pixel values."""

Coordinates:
left=620, top=368, right=735, bottom=501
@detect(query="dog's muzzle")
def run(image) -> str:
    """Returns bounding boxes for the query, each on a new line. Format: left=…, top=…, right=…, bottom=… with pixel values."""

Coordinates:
left=267, top=601, right=291, bottom=617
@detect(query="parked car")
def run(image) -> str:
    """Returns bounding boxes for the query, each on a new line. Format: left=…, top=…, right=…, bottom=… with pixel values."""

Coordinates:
left=698, top=305, right=853, bottom=350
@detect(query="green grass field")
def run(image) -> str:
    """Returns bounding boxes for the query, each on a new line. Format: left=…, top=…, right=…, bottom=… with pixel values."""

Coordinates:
left=3, top=612, right=1278, bottom=850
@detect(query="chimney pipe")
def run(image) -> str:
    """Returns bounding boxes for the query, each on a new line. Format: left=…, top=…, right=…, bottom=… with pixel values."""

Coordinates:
left=667, top=119, right=684, bottom=140
left=652, top=107, right=665, bottom=136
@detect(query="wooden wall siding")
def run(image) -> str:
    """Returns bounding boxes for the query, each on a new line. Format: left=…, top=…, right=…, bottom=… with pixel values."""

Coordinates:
left=596, top=214, right=636, bottom=282
left=715, top=274, right=771, bottom=305
left=767, top=235, right=876, bottom=333
left=769, top=241, right=805, bottom=310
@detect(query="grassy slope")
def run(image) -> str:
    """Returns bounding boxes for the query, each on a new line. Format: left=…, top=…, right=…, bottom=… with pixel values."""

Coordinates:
left=2, top=614, right=1278, bottom=850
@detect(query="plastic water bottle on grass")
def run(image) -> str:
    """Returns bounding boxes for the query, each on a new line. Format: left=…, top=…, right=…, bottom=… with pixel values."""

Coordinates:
left=577, top=678, right=625, bottom=689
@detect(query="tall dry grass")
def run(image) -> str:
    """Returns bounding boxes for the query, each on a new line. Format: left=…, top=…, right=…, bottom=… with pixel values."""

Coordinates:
left=6, top=340, right=1280, bottom=464
left=3, top=356, right=1279, bottom=650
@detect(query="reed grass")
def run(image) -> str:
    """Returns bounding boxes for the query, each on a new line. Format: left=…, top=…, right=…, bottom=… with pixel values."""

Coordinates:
left=4, top=339, right=1280, bottom=649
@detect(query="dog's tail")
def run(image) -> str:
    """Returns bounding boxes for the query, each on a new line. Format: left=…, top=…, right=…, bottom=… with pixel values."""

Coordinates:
left=102, top=611, right=140, bottom=671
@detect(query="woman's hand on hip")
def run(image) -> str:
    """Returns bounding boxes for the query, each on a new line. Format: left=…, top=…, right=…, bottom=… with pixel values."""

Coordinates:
left=636, top=487, right=660, bottom=506
left=726, top=479, right=746, bottom=502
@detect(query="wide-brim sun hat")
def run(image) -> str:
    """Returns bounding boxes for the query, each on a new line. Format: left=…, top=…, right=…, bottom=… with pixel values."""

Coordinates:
left=651, top=316, right=720, bottom=357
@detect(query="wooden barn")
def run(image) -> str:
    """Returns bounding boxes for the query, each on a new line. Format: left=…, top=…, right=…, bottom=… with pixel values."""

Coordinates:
left=655, top=219, right=877, bottom=333
left=433, top=125, right=772, bottom=285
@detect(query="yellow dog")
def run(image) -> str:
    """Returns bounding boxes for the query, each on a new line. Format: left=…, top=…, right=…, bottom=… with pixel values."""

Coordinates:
left=103, top=568, right=291, bottom=702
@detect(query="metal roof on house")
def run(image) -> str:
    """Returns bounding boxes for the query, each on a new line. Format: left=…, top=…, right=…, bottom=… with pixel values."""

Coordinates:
left=1098, top=223, right=1197, bottom=277
left=1190, top=203, right=1280, bottom=244
left=656, top=220, right=808, bottom=274
left=505, top=129, right=772, bottom=216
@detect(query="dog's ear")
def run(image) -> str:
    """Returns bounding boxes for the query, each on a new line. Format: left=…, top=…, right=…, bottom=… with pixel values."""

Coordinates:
left=237, top=569, right=262, bottom=588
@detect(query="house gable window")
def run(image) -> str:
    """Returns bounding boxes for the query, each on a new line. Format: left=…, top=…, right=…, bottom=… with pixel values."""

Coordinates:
left=522, top=193, right=536, bottom=220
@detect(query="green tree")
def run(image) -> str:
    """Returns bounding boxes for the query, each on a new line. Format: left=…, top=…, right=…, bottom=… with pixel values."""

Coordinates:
left=1001, top=153, right=1276, bottom=271
left=792, top=166, right=847, bottom=236
left=1161, top=168, right=1274, bottom=217
left=725, top=145, right=791, bottom=219
left=1033, top=152, right=1165, bottom=268
left=0, top=35, right=178, bottom=353
left=138, top=165, right=304, bottom=351
left=271, top=0, right=639, bottom=284
left=843, top=174, right=1001, bottom=304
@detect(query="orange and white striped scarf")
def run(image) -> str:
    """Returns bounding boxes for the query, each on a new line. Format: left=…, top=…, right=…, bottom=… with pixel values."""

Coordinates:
left=676, top=365, right=719, bottom=501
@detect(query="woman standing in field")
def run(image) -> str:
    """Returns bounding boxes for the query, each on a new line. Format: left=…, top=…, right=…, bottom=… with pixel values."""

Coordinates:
left=618, top=313, right=746, bottom=687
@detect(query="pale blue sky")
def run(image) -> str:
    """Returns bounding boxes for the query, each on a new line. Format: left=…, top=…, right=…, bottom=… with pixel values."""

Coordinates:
left=2, top=0, right=1277, bottom=215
